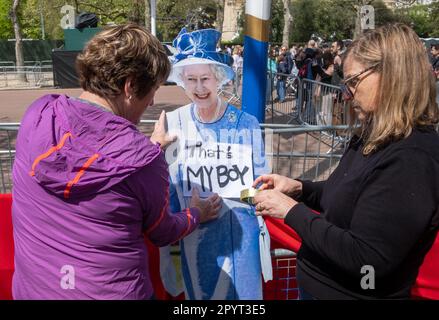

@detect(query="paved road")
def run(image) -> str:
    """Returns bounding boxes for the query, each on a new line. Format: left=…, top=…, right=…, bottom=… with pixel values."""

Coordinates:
left=0, top=85, right=191, bottom=123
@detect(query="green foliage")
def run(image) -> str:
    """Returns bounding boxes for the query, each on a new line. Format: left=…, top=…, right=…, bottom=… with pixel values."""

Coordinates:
left=395, top=2, right=439, bottom=38
left=270, top=0, right=439, bottom=44
left=157, top=0, right=218, bottom=42
left=314, top=0, right=356, bottom=41
left=268, top=0, right=285, bottom=43
left=0, top=0, right=13, bottom=39
left=1, top=0, right=438, bottom=42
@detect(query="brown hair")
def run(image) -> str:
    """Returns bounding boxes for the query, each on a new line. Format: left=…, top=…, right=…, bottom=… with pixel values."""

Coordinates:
left=344, top=23, right=438, bottom=155
left=76, top=23, right=171, bottom=100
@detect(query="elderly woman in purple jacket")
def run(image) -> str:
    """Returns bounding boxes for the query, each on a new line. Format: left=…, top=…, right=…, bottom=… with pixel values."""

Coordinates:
left=11, top=24, right=219, bottom=300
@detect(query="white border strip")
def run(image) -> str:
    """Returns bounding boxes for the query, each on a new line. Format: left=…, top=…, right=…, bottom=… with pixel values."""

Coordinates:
left=245, top=0, right=271, bottom=21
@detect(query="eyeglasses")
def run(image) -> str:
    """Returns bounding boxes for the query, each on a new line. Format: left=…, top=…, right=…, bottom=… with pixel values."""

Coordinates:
left=340, top=64, right=379, bottom=101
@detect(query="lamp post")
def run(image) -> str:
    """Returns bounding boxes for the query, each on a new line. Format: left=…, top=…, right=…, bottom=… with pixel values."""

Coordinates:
left=39, top=0, right=45, bottom=40
left=151, top=0, right=156, bottom=36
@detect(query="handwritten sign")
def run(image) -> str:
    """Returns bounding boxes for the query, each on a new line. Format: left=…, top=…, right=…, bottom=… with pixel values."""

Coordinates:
left=182, top=141, right=253, bottom=198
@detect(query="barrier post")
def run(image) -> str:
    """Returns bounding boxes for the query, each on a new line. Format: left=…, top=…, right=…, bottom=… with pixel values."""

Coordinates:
left=241, top=0, right=272, bottom=123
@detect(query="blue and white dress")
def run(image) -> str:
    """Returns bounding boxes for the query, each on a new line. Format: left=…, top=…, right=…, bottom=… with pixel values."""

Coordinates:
left=166, top=103, right=269, bottom=300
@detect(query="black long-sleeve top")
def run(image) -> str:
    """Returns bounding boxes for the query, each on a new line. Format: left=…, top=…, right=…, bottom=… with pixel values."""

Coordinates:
left=285, top=127, right=439, bottom=299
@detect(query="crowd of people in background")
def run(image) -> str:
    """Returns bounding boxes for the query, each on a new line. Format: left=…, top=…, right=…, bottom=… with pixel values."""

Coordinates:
left=216, top=36, right=439, bottom=110
left=217, top=35, right=439, bottom=120
left=266, top=39, right=347, bottom=104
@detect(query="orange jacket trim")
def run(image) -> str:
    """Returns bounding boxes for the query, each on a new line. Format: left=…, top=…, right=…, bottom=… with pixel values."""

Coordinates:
left=63, top=153, right=99, bottom=199
left=145, top=188, right=169, bottom=235
left=29, top=132, right=72, bottom=176
left=177, top=208, right=193, bottom=241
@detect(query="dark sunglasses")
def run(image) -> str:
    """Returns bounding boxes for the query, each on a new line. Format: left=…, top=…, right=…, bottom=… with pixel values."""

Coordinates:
left=340, top=64, right=379, bottom=101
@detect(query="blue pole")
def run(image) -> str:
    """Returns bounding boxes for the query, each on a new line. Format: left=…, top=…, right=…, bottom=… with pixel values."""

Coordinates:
left=241, top=1, right=272, bottom=123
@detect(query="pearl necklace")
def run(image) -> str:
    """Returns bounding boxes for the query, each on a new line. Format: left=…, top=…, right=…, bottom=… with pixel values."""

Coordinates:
left=194, top=97, right=222, bottom=124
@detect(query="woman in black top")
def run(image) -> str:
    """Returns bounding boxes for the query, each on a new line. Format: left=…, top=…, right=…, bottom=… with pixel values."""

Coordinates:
left=253, top=24, right=439, bottom=299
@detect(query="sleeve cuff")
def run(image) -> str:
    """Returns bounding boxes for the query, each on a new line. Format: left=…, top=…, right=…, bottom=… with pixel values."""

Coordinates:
left=295, top=179, right=313, bottom=202
left=284, top=203, right=317, bottom=234
left=188, top=207, right=201, bottom=225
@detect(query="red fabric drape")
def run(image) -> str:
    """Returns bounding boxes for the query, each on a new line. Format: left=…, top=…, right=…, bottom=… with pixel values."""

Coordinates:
left=264, top=214, right=439, bottom=300
left=0, top=194, right=14, bottom=300
left=1, top=194, right=438, bottom=300
left=411, top=234, right=439, bottom=299
left=264, top=216, right=302, bottom=253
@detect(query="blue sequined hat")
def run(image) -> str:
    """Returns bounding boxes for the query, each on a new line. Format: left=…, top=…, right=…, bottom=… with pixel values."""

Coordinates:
left=168, top=28, right=235, bottom=87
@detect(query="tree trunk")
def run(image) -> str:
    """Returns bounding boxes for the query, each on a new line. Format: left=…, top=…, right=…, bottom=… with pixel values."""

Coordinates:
left=73, top=0, right=79, bottom=13
left=11, top=0, right=26, bottom=82
left=215, top=0, right=225, bottom=34
left=144, top=0, right=151, bottom=32
left=354, top=5, right=362, bottom=39
left=282, top=0, right=292, bottom=48
left=129, top=0, right=143, bottom=25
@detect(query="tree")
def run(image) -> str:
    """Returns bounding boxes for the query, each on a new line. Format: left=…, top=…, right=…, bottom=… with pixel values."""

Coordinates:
left=0, top=0, right=13, bottom=39
left=214, top=0, right=225, bottom=34
left=156, top=0, right=218, bottom=42
left=11, top=0, right=26, bottom=81
left=313, top=0, right=355, bottom=41
left=282, top=0, right=292, bottom=47
left=290, top=0, right=319, bottom=43
left=129, top=0, right=145, bottom=25
left=144, top=0, right=151, bottom=32
left=395, top=0, right=439, bottom=38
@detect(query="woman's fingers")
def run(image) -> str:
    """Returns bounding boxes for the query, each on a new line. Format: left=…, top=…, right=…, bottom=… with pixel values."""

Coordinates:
left=253, top=189, right=269, bottom=204
left=253, top=175, right=276, bottom=190
left=258, top=183, right=272, bottom=190
left=253, top=175, right=271, bottom=188
left=252, top=176, right=264, bottom=187
left=191, top=186, right=200, bottom=200
left=212, top=197, right=222, bottom=208
left=156, top=110, right=166, bottom=129
left=207, top=193, right=219, bottom=201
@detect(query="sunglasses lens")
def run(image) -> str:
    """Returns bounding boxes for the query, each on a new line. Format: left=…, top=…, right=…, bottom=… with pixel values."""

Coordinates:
left=341, top=84, right=352, bottom=101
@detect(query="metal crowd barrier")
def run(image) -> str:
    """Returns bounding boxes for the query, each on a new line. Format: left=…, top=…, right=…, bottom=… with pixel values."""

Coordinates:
left=265, top=72, right=301, bottom=124
left=0, top=121, right=348, bottom=301
left=0, top=123, right=18, bottom=193
left=264, top=248, right=298, bottom=300
left=0, top=64, right=54, bottom=88
left=298, top=78, right=351, bottom=126
left=0, top=121, right=350, bottom=193
left=218, top=66, right=242, bottom=106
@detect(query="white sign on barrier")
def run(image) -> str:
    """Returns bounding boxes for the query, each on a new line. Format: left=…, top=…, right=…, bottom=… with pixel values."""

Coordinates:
left=182, top=142, right=253, bottom=198
left=60, top=5, right=76, bottom=29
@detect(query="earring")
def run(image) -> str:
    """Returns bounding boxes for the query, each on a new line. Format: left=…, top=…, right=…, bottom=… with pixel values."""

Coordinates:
left=128, top=95, right=133, bottom=100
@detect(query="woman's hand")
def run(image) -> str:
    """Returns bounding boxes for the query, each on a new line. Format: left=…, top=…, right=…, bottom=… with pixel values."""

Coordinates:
left=253, top=174, right=303, bottom=199
left=253, top=190, right=298, bottom=219
left=150, top=111, right=177, bottom=149
left=189, top=187, right=222, bottom=223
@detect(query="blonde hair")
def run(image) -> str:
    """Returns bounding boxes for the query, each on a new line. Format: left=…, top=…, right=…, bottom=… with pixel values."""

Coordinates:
left=345, top=23, right=438, bottom=155
left=76, top=23, right=170, bottom=100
